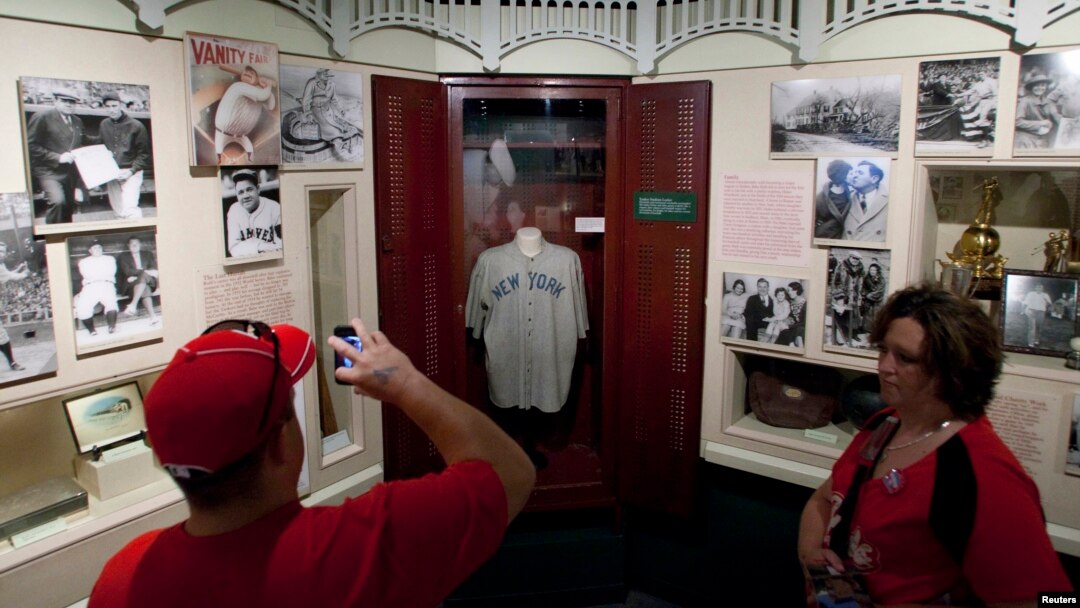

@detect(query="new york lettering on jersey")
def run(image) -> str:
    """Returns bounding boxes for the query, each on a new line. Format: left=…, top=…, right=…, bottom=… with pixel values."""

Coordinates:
left=466, top=239, right=588, bottom=412
left=490, top=272, right=567, bottom=301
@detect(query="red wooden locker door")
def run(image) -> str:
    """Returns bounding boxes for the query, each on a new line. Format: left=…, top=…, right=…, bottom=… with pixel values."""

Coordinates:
left=618, top=81, right=711, bottom=515
left=371, top=75, right=452, bottom=480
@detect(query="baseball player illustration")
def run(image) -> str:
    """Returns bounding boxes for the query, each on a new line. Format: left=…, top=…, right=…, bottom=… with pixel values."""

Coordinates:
left=224, top=168, right=282, bottom=259
left=465, top=228, right=588, bottom=413
left=215, top=66, right=276, bottom=165
left=185, top=34, right=281, bottom=166
left=74, top=240, right=120, bottom=336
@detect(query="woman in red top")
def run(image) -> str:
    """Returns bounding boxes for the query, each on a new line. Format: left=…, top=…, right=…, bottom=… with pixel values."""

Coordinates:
left=798, top=283, right=1072, bottom=606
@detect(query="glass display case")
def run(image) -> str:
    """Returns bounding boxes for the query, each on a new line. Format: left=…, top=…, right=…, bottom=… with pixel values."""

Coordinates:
left=449, top=81, right=625, bottom=509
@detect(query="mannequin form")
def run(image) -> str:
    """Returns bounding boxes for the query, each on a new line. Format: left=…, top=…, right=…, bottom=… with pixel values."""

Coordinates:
left=515, top=227, right=543, bottom=257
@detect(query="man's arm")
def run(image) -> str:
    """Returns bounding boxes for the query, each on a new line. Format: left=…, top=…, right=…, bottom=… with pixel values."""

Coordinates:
left=329, top=318, right=536, bottom=521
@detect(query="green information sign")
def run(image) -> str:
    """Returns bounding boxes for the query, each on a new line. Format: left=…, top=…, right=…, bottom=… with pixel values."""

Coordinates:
left=633, top=192, right=697, bottom=222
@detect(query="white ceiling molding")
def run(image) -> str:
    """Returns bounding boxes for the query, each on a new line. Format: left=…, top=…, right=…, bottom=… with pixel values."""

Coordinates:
left=126, top=0, right=1080, bottom=73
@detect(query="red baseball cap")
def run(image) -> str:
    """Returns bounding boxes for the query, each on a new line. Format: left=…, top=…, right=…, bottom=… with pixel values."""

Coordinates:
left=145, top=323, right=315, bottom=478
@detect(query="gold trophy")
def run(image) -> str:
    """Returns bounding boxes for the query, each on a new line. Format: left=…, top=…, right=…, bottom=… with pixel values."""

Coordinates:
left=946, top=177, right=1008, bottom=281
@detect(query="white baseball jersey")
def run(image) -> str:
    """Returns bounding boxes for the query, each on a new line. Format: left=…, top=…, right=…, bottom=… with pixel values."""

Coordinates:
left=227, top=198, right=282, bottom=257
left=76, top=254, right=119, bottom=320
left=466, top=239, right=588, bottom=412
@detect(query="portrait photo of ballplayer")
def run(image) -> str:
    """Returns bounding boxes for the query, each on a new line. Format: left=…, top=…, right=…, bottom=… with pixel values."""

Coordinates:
left=0, top=192, right=57, bottom=388
left=221, top=167, right=283, bottom=264
left=68, top=230, right=163, bottom=354
left=185, top=33, right=281, bottom=166
left=20, top=76, right=156, bottom=233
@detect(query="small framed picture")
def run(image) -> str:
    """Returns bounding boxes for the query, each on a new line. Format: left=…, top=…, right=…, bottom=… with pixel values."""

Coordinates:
left=1013, top=49, right=1080, bottom=157
left=68, top=230, right=164, bottom=355
left=184, top=32, right=281, bottom=166
left=770, top=75, right=902, bottom=159
left=279, top=64, right=364, bottom=169
left=19, top=76, right=157, bottom=235
left=915, top=57, right=1000, bottom=156
left=221, top=166, right=283, bottom=264
left=824, top=247, right=892, bottom=357
left=721, top=272, right=809, bottom=353
left=1000, top=269, right=1078, bottom=357
left=62, top=381, right=147, bottom=454
left=813, top=157, right=891, bottom=244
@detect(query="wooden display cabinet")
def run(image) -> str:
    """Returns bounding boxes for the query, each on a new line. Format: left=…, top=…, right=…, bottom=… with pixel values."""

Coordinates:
left=372, top=76, right=712, bottom=515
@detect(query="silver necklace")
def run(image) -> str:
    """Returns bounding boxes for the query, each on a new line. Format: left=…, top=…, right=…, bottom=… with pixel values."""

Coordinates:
left=881, top=420, right=952, bottom=463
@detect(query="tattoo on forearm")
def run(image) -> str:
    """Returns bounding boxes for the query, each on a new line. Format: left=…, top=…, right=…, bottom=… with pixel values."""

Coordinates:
left=373, top=367, right=397, bottom=385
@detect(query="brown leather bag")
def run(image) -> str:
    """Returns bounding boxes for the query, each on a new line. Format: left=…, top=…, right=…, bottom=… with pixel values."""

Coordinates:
left=748, top=360, right=841, bottom=429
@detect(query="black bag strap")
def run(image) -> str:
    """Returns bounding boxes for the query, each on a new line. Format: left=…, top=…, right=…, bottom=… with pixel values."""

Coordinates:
left=828, top=414, right=899, bottom=560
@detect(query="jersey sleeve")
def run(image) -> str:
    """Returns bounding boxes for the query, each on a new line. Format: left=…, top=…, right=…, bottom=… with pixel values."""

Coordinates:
left=464, top=253, right=490, bottom=337
left=570, top=251, right=589, bottom=337
left=961, top=440, right=1073, bottom=599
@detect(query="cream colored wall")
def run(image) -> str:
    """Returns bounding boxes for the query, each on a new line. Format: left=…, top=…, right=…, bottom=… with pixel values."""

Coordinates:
left=0, top=17, right=434, bottom=605
left=641, top=45, right=1080, bottom=550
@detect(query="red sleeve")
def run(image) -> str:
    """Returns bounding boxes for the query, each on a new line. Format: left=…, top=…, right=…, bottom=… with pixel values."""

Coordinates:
left=962, top=433, right=1073, bottom=600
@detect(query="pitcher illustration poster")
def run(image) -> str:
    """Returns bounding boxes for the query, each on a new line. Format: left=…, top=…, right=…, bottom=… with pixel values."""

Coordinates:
left=184, top=33, right=281, bottom=166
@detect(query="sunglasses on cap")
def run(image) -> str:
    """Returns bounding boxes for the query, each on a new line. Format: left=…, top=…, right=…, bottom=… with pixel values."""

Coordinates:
left=201, top=319, right=280, bottom=432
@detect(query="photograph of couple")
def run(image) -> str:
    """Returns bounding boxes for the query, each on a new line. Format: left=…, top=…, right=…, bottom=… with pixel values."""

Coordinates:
left=721, top=273, right=809, bottom=351
left=813, top=157, right=891, bottom=244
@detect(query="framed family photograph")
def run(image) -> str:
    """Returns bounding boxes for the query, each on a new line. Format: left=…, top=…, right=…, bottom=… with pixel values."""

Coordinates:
left=915, top=57, right=1000, bottom=156
left=184, top=32, right=281, bottom=166
left=221, top=166, right=283, bottom=265
left=721, top=272, right=809, bottom=353
left=1000, top=269, right=1078, bottom=357
left=62, top=381, right=147, bottom=454
left=0, top=191, right=57, bottom=387
left=824, top=247, right=891, bottom=357
left=770, top=75, right=902, bottom=159
left=19, top=76, right=156, bottom=235
left=279, top=64, right=364, bottom=169
left=1014, top=49, right=1080, bottom=157
left=813, top=157, right=891, bottom=244
left=68, top=230, right=163, bottom=355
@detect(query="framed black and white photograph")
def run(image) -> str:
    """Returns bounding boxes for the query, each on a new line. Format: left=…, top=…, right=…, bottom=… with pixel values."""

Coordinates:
left=915, top=57, right=1000, bottom=156
left=1067, top=394, right=1079, bottom=478
left=770, top=75, right=902, bottom=159
left=721, top=272, right=809, bottom=353
left=221, top=166, right=283, bottom=265
left=184, top=33, right=281, bottom=166
left=1014, top=49, right=1080, bottom=157
left=19, top=76, right=156, bottom=235
left=279, top=64, right=364, bottom=169
left=62, top=381, right=147, bottom=454
left=67, top=230, right=163, bottom=355
left=824, top=247, right=891, bottom=357
left=0, top=192, right=57, bottom=387
left=1000, top=269, right=1077, bottom=357
left=813, top=157, right=891, bottom=244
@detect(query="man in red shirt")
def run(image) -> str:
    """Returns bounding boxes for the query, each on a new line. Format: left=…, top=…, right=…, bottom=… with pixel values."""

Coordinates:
left=89, top=318, right=535, bottom=607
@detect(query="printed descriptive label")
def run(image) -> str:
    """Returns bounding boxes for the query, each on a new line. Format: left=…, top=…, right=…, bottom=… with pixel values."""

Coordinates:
left=1039, top=593, right=1078, bottom=605
left=633, top=192, right=697, bottom=222
left=803, top=429, right=838, bottom=445
left=11, top=518, right=67, bottom=549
